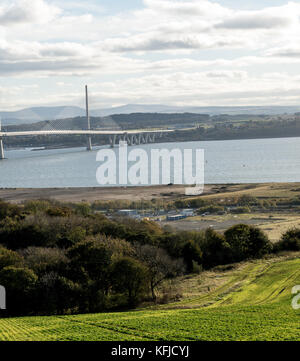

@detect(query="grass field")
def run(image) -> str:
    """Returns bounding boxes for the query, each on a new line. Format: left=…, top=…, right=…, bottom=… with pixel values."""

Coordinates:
left=164, top=213, right=300, bottom=241
left=1, top=255, right=299, bottom=341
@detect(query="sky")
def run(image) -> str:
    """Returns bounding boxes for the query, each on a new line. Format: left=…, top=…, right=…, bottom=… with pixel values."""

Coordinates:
left=1, top=0, right=300, bottom=110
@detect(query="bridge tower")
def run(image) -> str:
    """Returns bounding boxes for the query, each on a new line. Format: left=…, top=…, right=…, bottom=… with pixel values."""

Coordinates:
left=0, top=118, right=4, bottom=160
left=85, top=85, right=92, bottom=151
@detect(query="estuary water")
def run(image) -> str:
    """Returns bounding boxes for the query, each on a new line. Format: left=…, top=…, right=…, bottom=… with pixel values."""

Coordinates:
left=0, top=137, right=300, bottom=188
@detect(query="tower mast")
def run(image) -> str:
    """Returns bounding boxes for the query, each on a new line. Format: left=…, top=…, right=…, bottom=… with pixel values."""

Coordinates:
left=0, top=117, right=4, bottom=160
left=85, top=85, right=92, bottom=151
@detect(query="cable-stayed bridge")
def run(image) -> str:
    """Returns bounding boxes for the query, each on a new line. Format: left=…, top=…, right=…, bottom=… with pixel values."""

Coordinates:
left=0, top=86, right=173, bottom=160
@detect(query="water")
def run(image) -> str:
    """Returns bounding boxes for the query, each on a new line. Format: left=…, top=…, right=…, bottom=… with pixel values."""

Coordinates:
left=0, top=137, right=300, bottom=188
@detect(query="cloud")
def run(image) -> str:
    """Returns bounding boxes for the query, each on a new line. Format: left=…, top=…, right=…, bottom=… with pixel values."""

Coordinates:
left=215, top=14, right=291, bottom=30
left=0, top=0, right=61, bottom=26
left=143, top=0, right=230, bottom=18
left=215, top=2, right=300, bottom=30
left=107, top=33, right=242, bottom=52
left=0, top=38, right=146, bottom=76
left=99, top=1, right=300, bottom=53
left=2, top=0, right=300, bottom=109
left=265, top=46, right=300, bottom=58
left=205, top=70, right=247, bottom=79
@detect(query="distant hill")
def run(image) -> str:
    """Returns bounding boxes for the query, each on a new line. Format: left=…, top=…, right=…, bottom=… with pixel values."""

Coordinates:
left=93, top=104, right=300, bottom=117
left=0, top=106, right=85, bottom=126
left=4, top=113, right=210, bottom=132
left=2, top=104, right=300, bottom=126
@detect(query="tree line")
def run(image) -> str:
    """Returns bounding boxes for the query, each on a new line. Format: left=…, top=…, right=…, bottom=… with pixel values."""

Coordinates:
left=0, top=199, right=298, bottom=317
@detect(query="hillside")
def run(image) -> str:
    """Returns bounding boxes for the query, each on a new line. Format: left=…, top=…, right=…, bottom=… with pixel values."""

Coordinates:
left=0, top=106, right=85, bottom=126
left=2, top=104, right=300, bottom=126
left=1, top=255, right=299, bottom=341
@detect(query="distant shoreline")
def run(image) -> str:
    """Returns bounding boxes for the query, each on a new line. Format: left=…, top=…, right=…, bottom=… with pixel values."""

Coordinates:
left=4, top=132, right=300, bottom=152
left=0, top=182, right=298, bottom=204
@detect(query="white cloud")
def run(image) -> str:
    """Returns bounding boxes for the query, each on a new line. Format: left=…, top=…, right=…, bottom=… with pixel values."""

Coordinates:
left=214, top=2, right=300, bottom=30
left=265, top=46, right=300, bottom=58
left=0, top=0, right=61, bottom=26
left=143, top=0, right=231, bottom=18
left=215, top=14, right=291, bottom=30
left=2, top=0, right=300, bottom=108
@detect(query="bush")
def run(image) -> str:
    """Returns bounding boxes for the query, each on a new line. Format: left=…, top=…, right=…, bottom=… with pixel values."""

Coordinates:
left=35, top=272, right=81, bottom=314
left=230, top=206, right=251, bottom=214
left=0, top=266, right=38, bottom=314
left=19, top=247, right=68, bottom=275
left=182, top=240, right=203, bottom=273
left=198, top=205, right=225, bottom=214
left=274, top=228, right=300, bottom=252
left=0, top=246, right=23, bottom=270
left=201, top=229, right=231, bottom=268
left=224, top=224, right=272, bottom=262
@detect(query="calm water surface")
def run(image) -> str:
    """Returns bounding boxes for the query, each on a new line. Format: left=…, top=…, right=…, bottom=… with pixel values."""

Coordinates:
left=0, top=137, right=299, bottom=188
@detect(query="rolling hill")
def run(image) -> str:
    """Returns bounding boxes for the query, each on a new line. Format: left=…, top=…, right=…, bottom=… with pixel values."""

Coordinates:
left=2, top=104, right=300, bottom=126
left=0, top=255, right=299, bottom=341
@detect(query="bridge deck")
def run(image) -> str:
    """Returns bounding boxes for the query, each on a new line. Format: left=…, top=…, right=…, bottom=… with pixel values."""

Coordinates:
left=0, top=129, right=173, bottom=137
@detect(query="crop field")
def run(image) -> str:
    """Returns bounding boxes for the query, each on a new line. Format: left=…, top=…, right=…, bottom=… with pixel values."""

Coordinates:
left=0, top=256, right=299, bottom=341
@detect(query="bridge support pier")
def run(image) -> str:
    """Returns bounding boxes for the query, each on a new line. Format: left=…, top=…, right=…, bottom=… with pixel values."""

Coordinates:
left=87, top=136, right=92, bottom=151
left=109, top=135, right=117, bottom=148
left=0, top=138, right=4, bottom=160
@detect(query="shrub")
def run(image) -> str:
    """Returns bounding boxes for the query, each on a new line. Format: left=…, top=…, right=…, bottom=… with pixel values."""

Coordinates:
left=0, top=266, right=38, bottom=314
left=201, top=228, right=231, bottom=268
left=274, top=228, right=300, bottom=252
left=224, top=224, right=272, bottom=262
left=0, top=246, right=23, bottom=270
left=19, top=247, right=68, bottom=275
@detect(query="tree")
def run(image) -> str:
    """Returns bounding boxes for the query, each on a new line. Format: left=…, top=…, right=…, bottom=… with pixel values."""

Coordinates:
left=20, top=247, right=68, bottom=276
left=68, top=239, right=112, bottom=282
left=0, top=246, right=23, bottom=270
left=35, top=272, right=80, bottom=314
left=110, top=257, right=148, bottom=307
left=0, top=266, right=37, bottom=314
left=224, top=224, right=272, bottom=262
left=201, top=229, right=231, bottom=268
left=275, top=228, right=300, bottom=252
left=135, top=244, right=185, bottom=300
left=182, top=240, right=202, bottom=273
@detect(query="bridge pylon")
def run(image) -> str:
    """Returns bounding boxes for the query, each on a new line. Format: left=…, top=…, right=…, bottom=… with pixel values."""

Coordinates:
left=85, top=85, right=92, bottom=151
left=0, top=139, right=4, bottom=160
left=0, top=118, right=4, bottom=160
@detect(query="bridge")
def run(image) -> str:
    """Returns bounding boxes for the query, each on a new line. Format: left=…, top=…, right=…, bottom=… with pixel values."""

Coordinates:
left=0, top=86, right=173, bottom=160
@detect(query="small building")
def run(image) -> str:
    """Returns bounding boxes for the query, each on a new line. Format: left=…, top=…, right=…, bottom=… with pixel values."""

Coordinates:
left=167, top=214, right=186, bottom=221
left=117, top=209, right=138, bottom=217
left=181, top=209, right=195, bottom=217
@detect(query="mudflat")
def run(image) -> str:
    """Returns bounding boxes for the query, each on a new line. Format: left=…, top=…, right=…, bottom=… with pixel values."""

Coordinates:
left=0, top=185, right=191, bottom=203
left=0, top=182, right=299, bottom=204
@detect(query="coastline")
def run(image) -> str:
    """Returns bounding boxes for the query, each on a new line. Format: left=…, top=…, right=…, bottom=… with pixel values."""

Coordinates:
left=0, top=182, right=298, bottom=204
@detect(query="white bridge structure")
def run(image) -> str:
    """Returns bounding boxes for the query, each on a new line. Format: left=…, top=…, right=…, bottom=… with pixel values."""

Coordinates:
left=0, top=86, right=173, bottom=160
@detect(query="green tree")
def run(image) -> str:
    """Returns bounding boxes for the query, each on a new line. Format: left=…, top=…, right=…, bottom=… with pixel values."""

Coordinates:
left=0, top=266, right=37, bottom=314
left=110, top=257, right=148, bottom=306
left=182, top=240, right=203, bottom=273
left=202, top=229, right=231, bottom=268
left=0, top=246, right=23, bottom=270
left=224, top=224, right=272, bottom=262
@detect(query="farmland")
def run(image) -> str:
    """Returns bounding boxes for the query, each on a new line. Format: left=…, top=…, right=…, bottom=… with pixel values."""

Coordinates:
left=1, top=254, right=299, bottom=341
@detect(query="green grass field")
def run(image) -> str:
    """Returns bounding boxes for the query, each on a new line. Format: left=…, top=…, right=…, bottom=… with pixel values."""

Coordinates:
left=0, top=256, right=300, bottom=341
